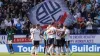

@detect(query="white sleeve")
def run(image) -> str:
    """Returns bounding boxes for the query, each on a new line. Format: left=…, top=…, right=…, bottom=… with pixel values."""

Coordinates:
left=54, top=28, right=56, bottom=32
left=65, top=29, right=70, bottom=34
left=30, top=29, right=32, bottom=33
left=65, top=30, right=67, bottom=34
left=30, top=29, right=35, bottom=39
left=86, top=22, right=90, bottom=25
left=30, top=29, right=31, bottom=33
left=33, top=29, right=35, bottom=34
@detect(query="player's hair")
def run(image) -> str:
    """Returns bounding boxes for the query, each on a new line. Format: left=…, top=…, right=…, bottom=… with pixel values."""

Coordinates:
left=57, top=24, right=60, bottom=28
left=60, top=23, right=63, bottom=28
left=36, top=24, right=40, bottom=26
left=33, top=25, right=36, bottom=28
left=64, top=25, right=67, bottom=28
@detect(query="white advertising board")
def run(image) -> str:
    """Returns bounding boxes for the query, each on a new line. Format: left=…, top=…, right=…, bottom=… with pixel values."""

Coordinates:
left=0, top=35, right=100, bottom=44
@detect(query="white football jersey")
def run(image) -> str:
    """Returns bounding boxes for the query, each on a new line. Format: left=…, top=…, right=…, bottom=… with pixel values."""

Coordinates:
left=30, top=28, right=34, bottom=39
left=30, top=28, right=41, bottom=41
left=47, top=26, right=56, bottom=38
left=65, top=28, right=70, bottom=41
left=33, top=28, right=41, bottom=41
left=56, top=28, right=63, bottom=39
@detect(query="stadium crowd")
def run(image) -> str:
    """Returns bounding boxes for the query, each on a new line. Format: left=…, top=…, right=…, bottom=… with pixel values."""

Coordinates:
left=0, top=0, right=100, bottom=35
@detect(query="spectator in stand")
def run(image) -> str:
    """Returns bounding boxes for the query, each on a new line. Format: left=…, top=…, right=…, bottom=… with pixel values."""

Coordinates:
left=73, top=22, right=79, bottom=34
left=14, top=6, right=20, bottom=17
left=8, top=19, right=12, bottom=27
left=0, top=21, right=6, bottom=34
left=15, top=21, right=22, bottom=34
left=77, top=17, right=86, bottom=34
left=13, top=16, right=19, bottom=25
left=22, top=0, right=27, bottom=2
left=90, top=8, right=97, bottom=22
left=0, top=13, right=3, bottom=24
left=24, top=19, right=31, bottom=38
left=81, top=9, right=89, bottom=21
left=0, top=0, right=3, bottom=7
left=87, top=13, right=91, bottom=21
left=86, top=18, right=93, bottom=34
left=0, top=0, right=100, bottom=34
left=8, top=4, right=14, bottom=18
left=95, top=14, right=100, bottom=34
left=86, top=2, right=92, bottom=13
left=19, top=16, right=25, bottom=34
left=4, top=18, right=12, bottom=27
left=21, top=6, right=26, bottom=19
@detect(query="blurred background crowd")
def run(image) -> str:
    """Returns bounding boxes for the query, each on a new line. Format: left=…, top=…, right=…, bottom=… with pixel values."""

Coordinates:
left=0, top=0, right=100, bottom=35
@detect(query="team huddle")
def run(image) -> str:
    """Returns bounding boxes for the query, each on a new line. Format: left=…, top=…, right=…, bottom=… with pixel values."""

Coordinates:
left=30, top=23, right=72, bottom=56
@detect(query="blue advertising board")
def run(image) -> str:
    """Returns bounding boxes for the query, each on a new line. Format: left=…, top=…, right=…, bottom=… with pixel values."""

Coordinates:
left=6, top=44, right=100, bottom=52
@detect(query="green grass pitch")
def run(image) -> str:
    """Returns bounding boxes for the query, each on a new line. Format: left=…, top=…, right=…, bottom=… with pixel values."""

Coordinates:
left=0, top=53, right=100, bottom=56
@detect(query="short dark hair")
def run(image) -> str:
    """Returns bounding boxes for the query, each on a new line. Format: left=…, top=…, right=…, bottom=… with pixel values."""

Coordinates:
left=64, top=25, right=67, bottom=28
left=33, top=25, right=36, bottom=28
left=36, top=24, right=40, bottom=26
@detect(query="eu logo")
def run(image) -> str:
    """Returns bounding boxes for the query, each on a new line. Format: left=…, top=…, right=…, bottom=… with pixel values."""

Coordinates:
left=36, top=1, right=61, bottom=24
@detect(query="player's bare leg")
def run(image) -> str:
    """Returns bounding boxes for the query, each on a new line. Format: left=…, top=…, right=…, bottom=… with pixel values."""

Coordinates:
left=32, top=54, right=35, bottom=56
left=66, top=41, right=72, bottom=56
left=8, top=40, right=14, bottom=54
left=52, top=46, right=55, bottom=55
left=61, top=46, right=66, bottom=55
left=31, top=46, right=35, bottom=56
left=35, top=45, right=39, bottom=56
left=47, top=44, right=54, bottom=56
left=45, top=46, right=49, bottom=56
left=55, top=47, right=61, bottom=56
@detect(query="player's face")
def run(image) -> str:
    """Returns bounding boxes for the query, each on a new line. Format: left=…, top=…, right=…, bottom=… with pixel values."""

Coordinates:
left=33, top=25, right=35, bottom=28
left=57, top=25, right=61, bottom=29
left=63, top=26, right=66, bottom=30
left=36, top=25, right=40, bottom=29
